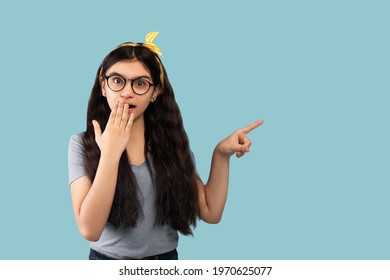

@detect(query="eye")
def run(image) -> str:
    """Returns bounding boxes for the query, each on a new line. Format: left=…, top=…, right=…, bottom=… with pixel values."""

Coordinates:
left=107, top=75, right=125, bottom=91
left=135, top=79, right=147, bottom=87
left=132, top=79, right=152, bottom=94
left=133, top=79, right=150, bottom=89
left=111, top=76, right=124, bottom=84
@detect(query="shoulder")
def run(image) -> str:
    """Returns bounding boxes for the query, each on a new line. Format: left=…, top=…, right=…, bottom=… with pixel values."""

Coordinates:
left=69, top=132, right=85, bottom=145
left=69, top=132, right=85, bottom=150
left=68, top=132, right=86, bottom=159
left=68, top=132, right=87, bottom=185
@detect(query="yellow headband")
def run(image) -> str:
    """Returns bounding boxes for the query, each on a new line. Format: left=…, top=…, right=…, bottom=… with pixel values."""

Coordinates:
left=111, top=32, right=164, bottom=94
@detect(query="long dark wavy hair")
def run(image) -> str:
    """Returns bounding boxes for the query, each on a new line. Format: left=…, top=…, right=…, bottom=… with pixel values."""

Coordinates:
left=82, top=44, right=199, bottom=235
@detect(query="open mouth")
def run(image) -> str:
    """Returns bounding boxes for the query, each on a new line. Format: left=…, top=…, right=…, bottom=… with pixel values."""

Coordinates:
left=128, top=104, right=136, bottom=109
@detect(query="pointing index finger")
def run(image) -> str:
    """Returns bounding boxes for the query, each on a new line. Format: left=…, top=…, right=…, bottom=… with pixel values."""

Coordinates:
left=240, top=120, right=264, bottom=134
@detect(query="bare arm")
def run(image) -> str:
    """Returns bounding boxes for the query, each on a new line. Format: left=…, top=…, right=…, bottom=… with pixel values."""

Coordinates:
left=70, top=101, right=134, bottom=241
left=198, top=120, right=263, bottom=224
left=70, top=155, right=120, bottom=241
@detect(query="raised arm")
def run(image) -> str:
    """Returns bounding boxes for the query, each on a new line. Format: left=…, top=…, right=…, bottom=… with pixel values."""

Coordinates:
left=197, top=120, right=263, bottom=224
left=70, top=101, right=134, bottom=241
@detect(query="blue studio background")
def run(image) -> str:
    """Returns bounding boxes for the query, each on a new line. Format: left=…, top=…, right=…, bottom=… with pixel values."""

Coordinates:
left=0, top=0, right=389, bottom=260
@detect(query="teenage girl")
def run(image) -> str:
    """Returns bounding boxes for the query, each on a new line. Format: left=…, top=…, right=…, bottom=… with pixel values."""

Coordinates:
left=68, top=32, right=263, bottom=260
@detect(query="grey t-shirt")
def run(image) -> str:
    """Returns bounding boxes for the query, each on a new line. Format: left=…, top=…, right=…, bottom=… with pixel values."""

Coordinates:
left=68, top=133, right=178, bottom=259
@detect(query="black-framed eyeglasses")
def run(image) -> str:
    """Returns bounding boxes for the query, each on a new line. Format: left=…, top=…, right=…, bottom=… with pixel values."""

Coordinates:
left=104, top=75, right=155, bottom=95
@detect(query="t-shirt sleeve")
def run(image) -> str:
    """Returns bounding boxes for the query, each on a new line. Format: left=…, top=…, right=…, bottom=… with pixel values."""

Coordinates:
left=68, top=132, right=87, bottom=186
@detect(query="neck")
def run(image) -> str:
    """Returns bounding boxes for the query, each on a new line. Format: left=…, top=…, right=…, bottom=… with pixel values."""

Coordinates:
left=126, top=115, right=146, bottom=165
left=130, top=115, right=145, bottom=140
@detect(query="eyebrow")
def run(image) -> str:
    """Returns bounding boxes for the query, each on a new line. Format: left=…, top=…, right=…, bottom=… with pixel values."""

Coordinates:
left=106, top=72, right=152, bottom=81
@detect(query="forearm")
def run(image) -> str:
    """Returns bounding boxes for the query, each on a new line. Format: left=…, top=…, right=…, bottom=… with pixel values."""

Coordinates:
left=204, top=144, right=231, bottom=221
left=78, top=153, right=120, bottom=240
left=199, top=119, right=262, bottom=224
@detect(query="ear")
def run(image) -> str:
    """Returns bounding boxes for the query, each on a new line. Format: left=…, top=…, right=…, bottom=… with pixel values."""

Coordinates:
left=151, top=86, right=161, bottom=102
left=99, top=77, right=107, bottom=97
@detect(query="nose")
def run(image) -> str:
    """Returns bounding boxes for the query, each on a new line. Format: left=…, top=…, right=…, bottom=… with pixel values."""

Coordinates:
left=121, top=82, right=135, bottom=98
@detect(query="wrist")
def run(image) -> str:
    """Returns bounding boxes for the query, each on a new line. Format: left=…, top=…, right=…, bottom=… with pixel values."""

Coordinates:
left=214, top=142, right=231, bottom=159
left=100, top=150, right=122, bottom=163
